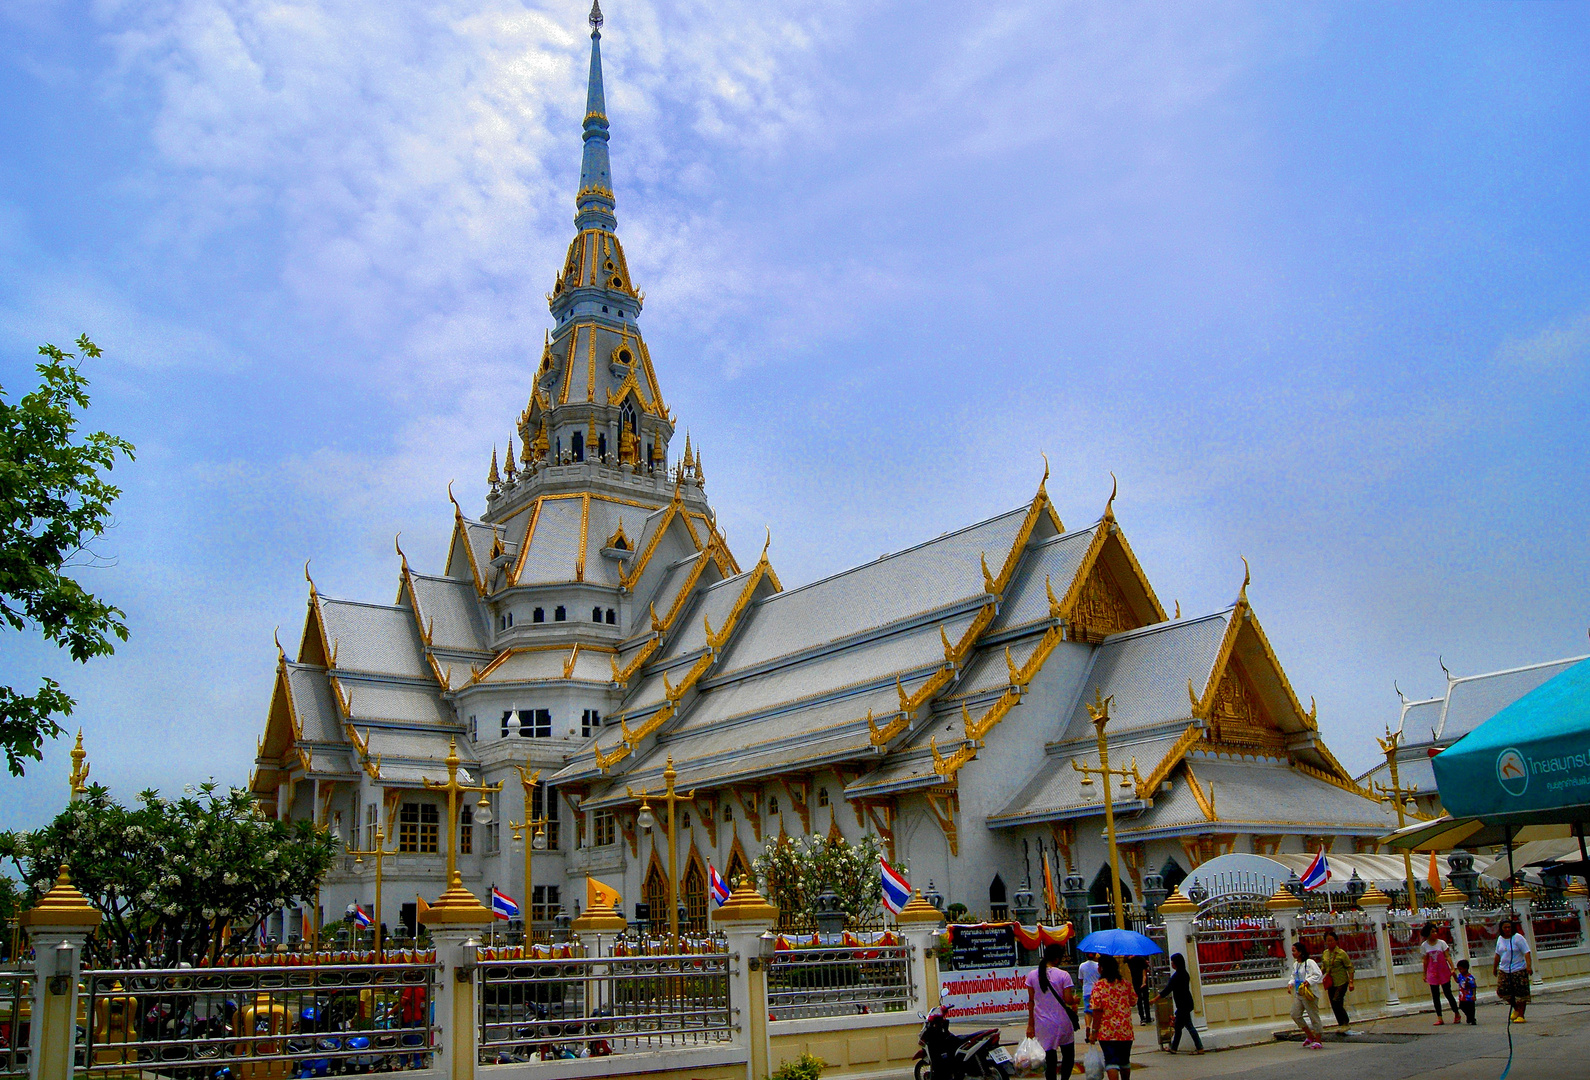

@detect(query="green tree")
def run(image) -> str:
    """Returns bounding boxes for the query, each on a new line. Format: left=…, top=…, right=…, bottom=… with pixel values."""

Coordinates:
left=0, top=336, right=134, bottom=775
left=753, top=833, right=891, bottom=925
left=0, top=782, right=336, bottom=965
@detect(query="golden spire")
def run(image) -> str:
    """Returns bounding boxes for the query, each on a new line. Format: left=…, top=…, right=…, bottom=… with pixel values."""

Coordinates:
left=504, top=435, right=518, bottom=478
left=488, top=446, right=500, bottom=486
left=1237, top=555, right=1250, bottom=607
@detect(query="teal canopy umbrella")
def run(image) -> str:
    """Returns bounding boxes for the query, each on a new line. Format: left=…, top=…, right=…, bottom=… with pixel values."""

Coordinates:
left=1432, top=657, right=1590, bottom=825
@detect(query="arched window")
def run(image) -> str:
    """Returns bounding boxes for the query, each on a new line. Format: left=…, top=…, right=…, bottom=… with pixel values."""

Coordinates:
left=605, top=608, right=616, bottom=624
left=592, top=606, right=603, bottom=623
left=533, top=608, right=545, bottom=623
left=989, top=874, right=1008, bottom=920
left=726, top=847, right=749, bottom=888
left=643, top=857, right=669, bottom=928
left=1158, top=857, right=1188, bottom=895
left=598, top=433, right=607, bottom=459
left=572, top=431, right=585, bottom=462
left=554, top=606, right=566, bottom=622
left=1088, top=865, right=1132, bottom=912
left=683, top=857, right=708, bottom=931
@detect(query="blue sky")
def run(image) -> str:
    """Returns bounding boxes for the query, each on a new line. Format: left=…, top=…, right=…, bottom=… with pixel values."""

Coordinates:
left=2, top=0, right=1587, bottom=832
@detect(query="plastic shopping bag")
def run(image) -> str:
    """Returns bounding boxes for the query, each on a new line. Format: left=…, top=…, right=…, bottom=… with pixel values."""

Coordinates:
left=1013, top=1037, right=1046, bottom=1076
left=1082, top=1044, right=1106, bottom=1080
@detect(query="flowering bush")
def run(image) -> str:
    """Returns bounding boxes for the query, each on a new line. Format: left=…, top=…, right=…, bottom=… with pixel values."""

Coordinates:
left=0, top=781, right=336, bottom=965
left=753, top=832, right=890, bottom=924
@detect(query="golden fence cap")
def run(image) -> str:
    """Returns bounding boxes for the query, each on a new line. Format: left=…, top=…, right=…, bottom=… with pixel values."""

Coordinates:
left=894, top=889, right=947, bottom=925
left=1356, top=882, right=1391, bottom=908
left=711, top=876, right=778, bottom=924
left=570, top=899, right=627, bottom=932
left=418, top=873, right=494, bottom=927
left=1157, top=887, right=1197, bottom=916
left=1265, top=884, right=1304, bottom=911
left=1506, top=883, right=1535, bottom=902
left=19, top=865, right=102, bottom=929
left=1437, top=882, right=1469, bottom=905
left=1567, top=877, right=1589, bottom=900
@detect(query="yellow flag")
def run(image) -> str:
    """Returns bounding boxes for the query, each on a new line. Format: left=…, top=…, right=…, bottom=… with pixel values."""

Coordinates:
left=416, top=894, right=430, bottom=922
left=1042, top=850, right=1059, bottom=913
left=587, top=876, right=621, bottom=912
left=1428, top=850, right=1442, bottom=892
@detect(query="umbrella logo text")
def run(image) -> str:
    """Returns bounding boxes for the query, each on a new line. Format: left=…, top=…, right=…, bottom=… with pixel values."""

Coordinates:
left=1496, top=748, right=1529, bottom=797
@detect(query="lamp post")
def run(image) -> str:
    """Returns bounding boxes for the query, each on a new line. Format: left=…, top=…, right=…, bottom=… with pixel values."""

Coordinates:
left=1071, top=689, right=1143, bottom=931
left=421, top=737, right=502, bottom=907
left=628, top=755, right=693, bottom=946
left=1374, top=728, right=1423, bottom=916
left=508, top=764, right=550, bottom=940
left=346, top=823, right=399, bottom=960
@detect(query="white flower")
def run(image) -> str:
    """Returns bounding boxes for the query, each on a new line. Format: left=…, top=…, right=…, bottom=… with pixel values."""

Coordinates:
left=202, top=908, right=216, bottom=920
left=223, top=872, right=238, bottom=886
left=265, top=850, right=278, bottom=862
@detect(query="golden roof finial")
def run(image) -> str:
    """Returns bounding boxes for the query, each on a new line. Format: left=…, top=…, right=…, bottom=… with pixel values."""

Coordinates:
left=304, top=559, right=317, bottom=598
left=1103, top=472, right=1117, bottom=523
left=488, top=446, right=500, bottom=486
left=761, top=526, right=772, bottom=562
left=273, top=625, right=285, bottom=660
left=504, top=435, right=517, bottom=477
left=1237, top=555, right=1250, bottom=607
left=394, top=532, right=408, bottom=572
left=1039, top=452, right=1050, bottom=496
left=69, top=729, right=89, bottom=798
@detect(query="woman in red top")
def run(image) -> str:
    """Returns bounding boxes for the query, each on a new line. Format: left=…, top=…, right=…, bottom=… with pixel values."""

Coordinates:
left=1088, top=956, right=1137, bottom=1080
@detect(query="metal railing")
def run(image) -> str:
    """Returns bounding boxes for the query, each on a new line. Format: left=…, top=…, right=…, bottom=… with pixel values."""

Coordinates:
left=1387, top=920, right=1453, bottom=968
left=478, top=950, right=732, bottom=1061
left=77, top=961, right=438, bottom=1075
left=765, top=943, right=912, bottom=1021
left=1532, top=906, right=1582, bottom=952
left=1, top=969, right=29, bottom=1080
left=1295, top=914, right=1382, bottom=977
left=1191, top=921, right=1285, bottom=985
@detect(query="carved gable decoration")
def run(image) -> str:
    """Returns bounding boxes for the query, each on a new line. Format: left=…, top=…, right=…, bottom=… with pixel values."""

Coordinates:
left=1208, top=658, right=1283, bottom=749
left=1070, top=556, right=1137, bottom=642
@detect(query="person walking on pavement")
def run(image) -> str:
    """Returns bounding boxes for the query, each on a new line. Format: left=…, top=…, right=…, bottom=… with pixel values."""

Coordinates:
left=1319, top=929, right=1354, bottom=1029
left=1089, top=956, right=1138, bottom=1080
left=1155, top=953, right=1203, bottom=1055
left=1289, top=941, right=1324, bottom=1049
left=1420, top=921, right=1460, bottom=1024
left=1079, top=953, right=1101, bottom=1042
left=1128, top=956, right=1151, bottom=1025
left=1026, top=942, right=1079, bottom=1080
left=1493, top=915, right=1533, bottom=1023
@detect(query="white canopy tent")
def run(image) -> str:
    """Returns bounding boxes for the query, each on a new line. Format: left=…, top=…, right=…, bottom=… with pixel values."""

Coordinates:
left=1183, top=851, right=1511, bottom=900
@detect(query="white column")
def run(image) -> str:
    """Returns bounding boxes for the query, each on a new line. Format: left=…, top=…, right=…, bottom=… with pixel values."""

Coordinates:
left=1359, top=885, right=1399, bottom=1007
left=1439, top=885, right=1470, bottom=966
left=20, top=871, right=102, bottom=1080
left=894, top=891, right=948, bottom=1013
left=1158, top=889, right=1204, bottom=1024
left=712, top=880, right=779, bottom=1080
left=1509, top=888, right=1541, bottom=988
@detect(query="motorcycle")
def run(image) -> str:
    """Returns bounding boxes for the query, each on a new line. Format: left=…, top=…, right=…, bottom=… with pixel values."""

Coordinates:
left=913, top=1006, right=1011, bottom=1080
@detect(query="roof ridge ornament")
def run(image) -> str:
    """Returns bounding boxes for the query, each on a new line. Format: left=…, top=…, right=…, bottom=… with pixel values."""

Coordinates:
left=1236, top=555, right=1250, bottom=607
left=1103, top=472, right=1117, bottom=523
left=589, top=0, right=603, bottom=32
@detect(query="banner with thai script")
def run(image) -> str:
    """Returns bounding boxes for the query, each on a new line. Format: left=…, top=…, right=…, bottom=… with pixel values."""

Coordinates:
left=939, top=968, right=1028, bottom=1021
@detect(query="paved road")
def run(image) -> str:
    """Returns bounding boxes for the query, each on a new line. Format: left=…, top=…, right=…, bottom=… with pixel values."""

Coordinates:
left=1123, top=988, right=1590, bottom=1080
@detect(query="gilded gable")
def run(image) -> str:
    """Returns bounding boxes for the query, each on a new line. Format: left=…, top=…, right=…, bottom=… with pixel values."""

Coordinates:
left=1208, top=659, right=1283, bottom=749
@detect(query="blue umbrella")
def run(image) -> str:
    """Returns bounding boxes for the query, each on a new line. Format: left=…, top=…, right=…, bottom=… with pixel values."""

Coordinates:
left=1076, top=929, right=1162, bottom=957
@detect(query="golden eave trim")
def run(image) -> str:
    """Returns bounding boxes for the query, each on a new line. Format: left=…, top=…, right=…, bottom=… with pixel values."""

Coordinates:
left=447, top=487, right=489, bottom=597
left=575, top=493, right=591, bottom=582
left=1184, top=763, right=1217, bottom=821
left=986, top=486, right=1064, bottom=599
left=1136, top=723, right=1204, bottom=799
left=507, top=497, right=547, bottom=586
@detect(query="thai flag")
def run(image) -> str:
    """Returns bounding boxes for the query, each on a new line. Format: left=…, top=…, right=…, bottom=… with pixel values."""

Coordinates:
left=709, top=865, right=731, bottom=907
left=1300, top=849, right=1331, bottom=892
left=880, top=858, right=911, bottom=915
left=491, top=887, right=520, bottom=921
left=353, top=905, right=372, bottom=928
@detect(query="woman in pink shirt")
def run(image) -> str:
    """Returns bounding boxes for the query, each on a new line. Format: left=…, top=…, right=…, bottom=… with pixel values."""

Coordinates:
left=1026, top=943, right=1079, bottom=1080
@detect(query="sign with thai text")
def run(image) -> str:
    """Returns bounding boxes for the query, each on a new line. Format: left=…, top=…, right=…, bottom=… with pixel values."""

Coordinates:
left=949, top=924, right=1019, bottom=969
left=939, top=968, right=1028, bottom=1021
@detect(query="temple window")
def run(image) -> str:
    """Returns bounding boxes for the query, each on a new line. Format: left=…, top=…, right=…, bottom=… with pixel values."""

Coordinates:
left=533, top=608, right=545, bottom=623
left=989, top=875, right=1008, bottom=920
left=769, top=795, right=779, bottom=816
left=817, top=787, right=829, bottom=807
left=723, top=803, right=733, bottom=822
left=459, top=805, right=474, bottom=854
left=592, top=606, right=602, bottom=623
left=531, top=885, right=560, bottom=921
left=398, top=802, right=439, bottom=853
left=593, top=809, right=617, bottom=847
left=502, top=708, right=551, bottom=738
left=598, top=433, right=607, bottom=458
left=506, top=612, right=514, bottom=628
left=555, top=606, right=566, bottom=621
left=605, top=608, right=616, bottom=624
left=572, top=431, right=585, bottom=462
left=532, top=784, right=560, bottom=850
left=468, top=715, right=478, bottom=743
left=681, top=811, right=691, bottom=830
left=582, top=708, right=601, bottom=737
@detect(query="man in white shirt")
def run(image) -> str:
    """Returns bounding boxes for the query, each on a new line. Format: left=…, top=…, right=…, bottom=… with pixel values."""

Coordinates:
left=1492, top=915, right=1533, bottom=1023
left=1079, top=955, right=1101, bottom=1041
